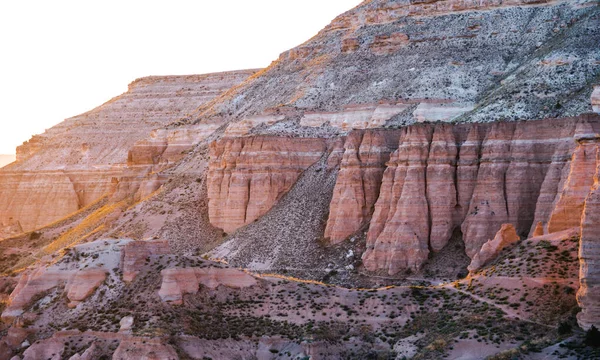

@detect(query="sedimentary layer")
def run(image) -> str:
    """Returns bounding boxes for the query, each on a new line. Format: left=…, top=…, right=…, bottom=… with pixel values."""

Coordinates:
left=320, top=114, right=600, bottom=274
left=0, top=71, right=256, bottom=235
left=207, top=136, right=327, bottom=234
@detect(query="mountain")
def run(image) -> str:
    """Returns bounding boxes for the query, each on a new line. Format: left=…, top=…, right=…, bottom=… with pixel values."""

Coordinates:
left=1, top=1, right=600, bottom=359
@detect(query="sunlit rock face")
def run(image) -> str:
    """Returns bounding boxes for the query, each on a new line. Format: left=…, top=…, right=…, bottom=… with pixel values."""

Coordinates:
left=593, top=85, right=600, bottom=113
left=352, top=114, right=600, bottom=275
left=468, top=223, right=520, bottom=272
left=158, top=267, right=257, bottom=305
left=207, top=136, right=327, bottom=234
left=0, top=71, right=256, bottom=236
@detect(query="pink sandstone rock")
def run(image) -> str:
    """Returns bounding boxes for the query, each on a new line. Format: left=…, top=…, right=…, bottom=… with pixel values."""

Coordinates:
left=1, top=267, right=107, bottom=319
left=207, top=136, right=327, bottom=233
left=363, top=126, right=433, bottom=274
left=577, top=141, right=600, bottom=330
left=468, top=224, right=520, bottom=272
left=22, top=337, right=64, bottom=360
left=68, top=343, right=99, bottom=360
left=352, top=115, right=600, bottom=275
left=121, top=240, right=171, bottom=283
left=325, top=130, right=401, bottom=243
left=547, top=141, right=598, bottom=233
left=158, top=267, right=257, bottom=305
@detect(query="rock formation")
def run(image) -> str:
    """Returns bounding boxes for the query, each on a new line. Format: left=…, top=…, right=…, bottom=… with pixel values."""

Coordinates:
left=158, top=267, right=257, bottom=305
left=0, top=71, right=256, bottom=236
left=468, top=224, right=520, bottom=272
left=356, top=115, right=600, bottom=274
left=207, top=136, right=327, bottom=233
left=577, top=136, right=600, bottom=330
left=325, top=130, right=401, bottom=243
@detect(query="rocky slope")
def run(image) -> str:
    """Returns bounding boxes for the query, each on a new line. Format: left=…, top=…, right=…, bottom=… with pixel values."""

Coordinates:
left=1, top=0, right=600, bottom=358
left=0, top=71, right=256, bottom=237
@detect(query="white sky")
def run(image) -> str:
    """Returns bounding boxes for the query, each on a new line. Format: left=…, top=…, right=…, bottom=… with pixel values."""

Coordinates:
left=0, top=0, right=362, bottom=154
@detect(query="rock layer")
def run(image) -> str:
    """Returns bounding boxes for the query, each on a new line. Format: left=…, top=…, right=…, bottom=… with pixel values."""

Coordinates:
left=121, top=240, right=171, bottom=283
left=325, top=130, right=401, bottom=243
left=350, top=114, right=600, bottom=274
left=0, top=71, right=256, bottom=236
left=207, top=136, right=327, bottom=233
left=468, top=224, right=520, bottom=272
left=158, top=267, right=257, bottom=305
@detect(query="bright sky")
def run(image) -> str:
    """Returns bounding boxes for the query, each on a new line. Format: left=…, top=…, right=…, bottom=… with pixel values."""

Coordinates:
left=0, top=0, right=362, bottom=154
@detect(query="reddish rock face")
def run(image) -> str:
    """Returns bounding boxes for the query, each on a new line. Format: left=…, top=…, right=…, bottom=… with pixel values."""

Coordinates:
left=468, top=224, right=520, bottom=272
left=207, top=136, right=327, bottom=234
left=158, top=267, right=257, bottom=305
left=351, top=115, right=600, bottom=275
left=111, top=338, right=179, bottom=360
left=577, top=139, right=600, bottom=330
left=325, top=130, right=401, bottom=243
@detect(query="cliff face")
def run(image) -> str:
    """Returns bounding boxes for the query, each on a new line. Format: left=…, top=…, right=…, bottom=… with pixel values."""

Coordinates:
left=207, top=136, right=327, bottom=234
left=0, top=71, right=256, bottom=236
left=321, top=115, right=600, bottom=274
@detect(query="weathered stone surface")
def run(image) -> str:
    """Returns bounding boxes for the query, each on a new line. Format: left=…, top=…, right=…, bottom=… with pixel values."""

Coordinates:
left=119, top=316, right=134, bottom=333
left=577, top=141, right=600, bottom=330
left=1, top=267, right=107, bottom=318
left=468, top=224, right=520, bottom=272
left=207, top=136, right=327, bottom=233
left=112, top=338, right=179, bottom=360
left=325, top=130, right=401, bottom=243
left=358, top=115, right=599, bottom=274
left=0, top=71, right=256, bottom=237
left=363, top=126, right=434, bottom=274
left=158, top=267, right=257, bottom=305
left=121, top=240, right=171, bottom=283
left=413, top=102, right=474, bottom=123
left=225, top=115, right=285, bottom=137
left=370, top=32, right=409, bottom=55
left=68, top=343, right=99, bottom=360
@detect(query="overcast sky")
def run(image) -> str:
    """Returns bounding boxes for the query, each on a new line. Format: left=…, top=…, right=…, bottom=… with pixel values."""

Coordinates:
left=0, top=0, right=362, bottom=154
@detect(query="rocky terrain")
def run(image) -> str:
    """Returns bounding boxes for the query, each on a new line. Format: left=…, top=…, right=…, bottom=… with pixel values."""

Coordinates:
left=1, top=0, right=600, bottom=359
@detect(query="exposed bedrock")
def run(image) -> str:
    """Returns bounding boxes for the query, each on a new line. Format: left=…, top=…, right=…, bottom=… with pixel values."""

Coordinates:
left=577, top=132, right=600, bottom=330
left=158, top=267, right=257, bottom=305
left=207, top=136, right=327, bottom=234
left=334, top=114, right=600, bottom=274
left=0, top=71, right=256, bottom=238
left=468, top=223, right=520, bottom=272
left=324, top=130, right=402, bottom=243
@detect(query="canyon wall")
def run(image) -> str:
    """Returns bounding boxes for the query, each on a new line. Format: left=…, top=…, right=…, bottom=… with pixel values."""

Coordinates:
left=318, top=115, right=600, bottom=274
left=207, top=136, right=327, bottom=234
left=0, top=71, right=256, bottom=236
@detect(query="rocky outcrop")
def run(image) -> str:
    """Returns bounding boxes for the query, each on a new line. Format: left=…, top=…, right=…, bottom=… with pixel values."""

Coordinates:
left=356, top=115, right=600, bottom=274
left=325, top=130, right=401, bottom=243
left=577, top=136, right=600, bottom=330
left=158, top=267, right=257, bottom=305
left=207, top=136, right=327, bottom=233
left=0, top=71, right=256, bottom=237
left=121, top=240, right=171, bottom=282
left=2, top=267, right=106, bottom=319
left=370, top=32, right=409, bottom=55
left=468, top=224, right=520, bottom=272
